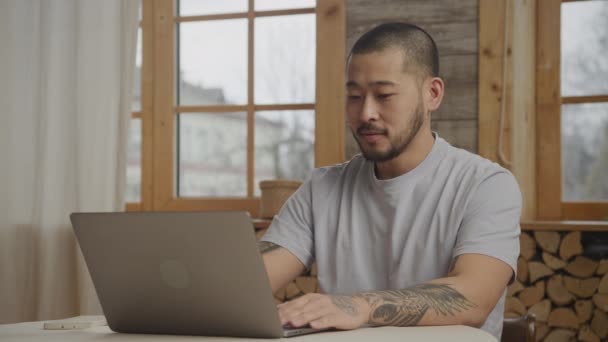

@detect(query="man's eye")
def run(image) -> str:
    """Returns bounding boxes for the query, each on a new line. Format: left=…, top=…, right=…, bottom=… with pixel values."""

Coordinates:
left=347, top=95, right=361, bottom=100
left=377, top=93, right=394, bottom=100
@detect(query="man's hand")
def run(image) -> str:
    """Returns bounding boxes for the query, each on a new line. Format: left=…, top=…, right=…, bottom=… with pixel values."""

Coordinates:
left=277, top=293, right=369, bottom=330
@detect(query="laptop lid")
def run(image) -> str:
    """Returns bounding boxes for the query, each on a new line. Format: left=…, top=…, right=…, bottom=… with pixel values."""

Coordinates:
left=71, top=211, right=284, bottom=338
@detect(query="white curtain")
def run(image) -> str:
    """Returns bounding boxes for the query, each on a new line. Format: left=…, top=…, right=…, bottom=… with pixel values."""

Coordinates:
left=0, top=0, right=139, bottom=323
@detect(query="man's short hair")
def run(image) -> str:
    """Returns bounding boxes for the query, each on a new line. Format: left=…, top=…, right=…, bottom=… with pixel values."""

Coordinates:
left=349, top=22, right=439, bottom=79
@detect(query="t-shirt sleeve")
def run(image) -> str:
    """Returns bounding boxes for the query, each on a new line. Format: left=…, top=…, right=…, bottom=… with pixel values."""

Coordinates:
left=452, top=170, right=521, bottom=276
left=259, top=175, right=315, bottom=270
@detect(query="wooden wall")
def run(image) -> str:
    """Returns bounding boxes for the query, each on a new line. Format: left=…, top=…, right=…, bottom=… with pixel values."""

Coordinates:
left=345, top=0, right=478, bottom=158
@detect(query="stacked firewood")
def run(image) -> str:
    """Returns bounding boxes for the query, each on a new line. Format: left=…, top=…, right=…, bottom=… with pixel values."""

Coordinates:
left=506, top=231, right=608, bottom=342
left=255, top=228, right=319, bottom=303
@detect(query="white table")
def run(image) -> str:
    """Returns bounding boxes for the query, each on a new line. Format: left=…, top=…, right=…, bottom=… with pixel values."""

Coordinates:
left=0, top=320, right=497, bottom=342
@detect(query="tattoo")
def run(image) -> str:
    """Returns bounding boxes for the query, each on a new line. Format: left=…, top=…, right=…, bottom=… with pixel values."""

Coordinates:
left=257, top=241, right=281, bottom=254
left=330, top=295, right=360, bottom=317
left=358, top=284, right=476, bottom=327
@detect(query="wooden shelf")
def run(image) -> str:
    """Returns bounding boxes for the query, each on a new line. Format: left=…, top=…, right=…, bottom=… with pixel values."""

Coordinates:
left=252, top=218, right=272, bottom=230
left=521, top=221, right=608, bottom=232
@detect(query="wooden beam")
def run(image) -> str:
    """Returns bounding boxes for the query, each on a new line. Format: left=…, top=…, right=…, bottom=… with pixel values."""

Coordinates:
left=125, top=203, right=142, bottom=212
left=536, top=0, right=562, bottom=220
left=510, top=0, right=537, bottom=220
left=141, top=0, right=155, bottom=211
left=162, top=198, right=261, bottom=217
left=247, top=0, right=255, bottom=197
left=521, top=220, right=608, bottom=232
left=315, top=0, right=346, bottom=167
left=152, top=0, right=175, bottom=210
left=562, top=203, right=608, bottom=221
left=562, top=95, right=608, bottom=104
left=479, top=0, right=536, bottom=219
left=174, top=8, right=315, bottom=22
left=174, top=103, right=315, bottom=113
left=478, top=0, right=507, bottom=164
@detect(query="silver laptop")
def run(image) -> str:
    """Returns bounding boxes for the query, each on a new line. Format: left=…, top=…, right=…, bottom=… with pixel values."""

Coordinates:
left=70, top=211, right=323, bottom=338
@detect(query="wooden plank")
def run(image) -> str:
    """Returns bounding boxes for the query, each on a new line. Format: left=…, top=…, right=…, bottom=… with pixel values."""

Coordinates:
left=510, top=0, right=536, bottom=220
left=176, top=105, right=248, bottom=113
left=434, top=54, right=477, bottom=121
left=348, top=20, right=478, bottom=57
left=347, top=0, right=477, bottom=25
left=176, top=12, right=248, bottom=22
left=254, top=8, right=315, bottom=18
left=174, top=103, right=315, bottom=113
left=316, top=0, right=346, bottom=167
left=521, top=220, right=608, bottom=232
left=141, top=0, right=155, bottom=211
left=247, top=0, right=254, bottom=197
left=125, top=203, right=142, bottom=212
left=562, top=203, right=608, bottom=221
left=255, top=104, right=315, bottom=111
left=478, top=0, right=506, bottom=163
left=562, top=95, right=608, bottom=104
left=252, top=218, right=272, bottom=230
left=431, top=119, right=477, bottom=153
left=536, top=0, right=562, bottom=220
left=152, top=0, right=175, bottom=210
left=162, top=198, right=261, bottom=217
left=175, top=8, right=315, bottom=22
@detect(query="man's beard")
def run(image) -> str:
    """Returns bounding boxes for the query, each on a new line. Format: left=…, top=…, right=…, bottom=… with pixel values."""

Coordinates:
left=352, top=103, right=425, bottom=162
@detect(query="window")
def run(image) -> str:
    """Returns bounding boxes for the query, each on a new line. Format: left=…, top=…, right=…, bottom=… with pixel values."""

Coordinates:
left=537, top=0, right=608, bottom=220
left=126, top=0, right=345, bottom=215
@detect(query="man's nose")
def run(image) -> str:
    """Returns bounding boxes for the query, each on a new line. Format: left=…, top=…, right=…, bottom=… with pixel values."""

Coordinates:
left=360, top=95, right=379, bottom=122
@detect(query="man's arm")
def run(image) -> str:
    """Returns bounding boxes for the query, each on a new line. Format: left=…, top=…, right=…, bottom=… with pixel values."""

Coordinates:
left=258, top=241, right=306, bottom=294
left=277, top=253, right=512, bottom=330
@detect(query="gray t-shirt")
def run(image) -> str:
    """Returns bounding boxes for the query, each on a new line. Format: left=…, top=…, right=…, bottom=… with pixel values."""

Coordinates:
left=261, top=134, right=521, bottom=340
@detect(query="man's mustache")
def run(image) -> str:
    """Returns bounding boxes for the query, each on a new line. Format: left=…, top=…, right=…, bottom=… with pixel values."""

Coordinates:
left=357, top=123, right=387, bottom=135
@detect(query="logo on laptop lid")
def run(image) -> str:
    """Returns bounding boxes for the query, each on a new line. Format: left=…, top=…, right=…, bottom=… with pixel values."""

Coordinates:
left=159, top=260, right=190, bottom=289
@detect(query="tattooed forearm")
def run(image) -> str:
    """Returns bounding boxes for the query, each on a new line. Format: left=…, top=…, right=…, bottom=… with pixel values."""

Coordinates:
left=330, top=295, right=360, bottom=317
left=258, top=241, right=281, bottom=254
left=358, top=284, right=476, bottom=327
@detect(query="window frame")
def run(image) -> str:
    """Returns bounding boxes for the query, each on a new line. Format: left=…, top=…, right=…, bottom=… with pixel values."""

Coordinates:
left=536, top=0, right=608, bottom=220
left=127, top=0, right=346, bottom=215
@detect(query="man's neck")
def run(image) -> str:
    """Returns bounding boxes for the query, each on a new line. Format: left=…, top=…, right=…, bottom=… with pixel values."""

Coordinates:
left=374, top=128, right=435, bottom=180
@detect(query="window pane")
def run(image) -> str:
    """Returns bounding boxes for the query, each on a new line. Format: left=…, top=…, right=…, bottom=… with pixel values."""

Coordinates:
left=255, top=0, right=315, bottom=11
left=254, top=14, right=315, bottom=104
left=126, top=118, right=141, bottom=202
left=254, top=110, right=315, bottom=196
left=178, top=20, right=248, bottom=105
left=132, top=27, right=142, bottom=112
left=178, top=113, right=247, bottom=197
left=562, top=103, right=608, bottom=201
left=561, top=1, right=608, bottom=97
left=179, top=0, right=247, bottom=16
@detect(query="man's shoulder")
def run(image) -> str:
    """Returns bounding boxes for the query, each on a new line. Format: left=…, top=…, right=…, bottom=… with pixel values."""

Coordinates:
left=310, top=153, right=367, bottom=183
left=441, top=138, right=511, bottom=179
left=439, top=139, right=520, bottom=202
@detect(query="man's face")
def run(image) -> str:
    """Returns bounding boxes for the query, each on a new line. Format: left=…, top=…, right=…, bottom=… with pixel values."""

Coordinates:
left=346, top=49, right=427, bottom=162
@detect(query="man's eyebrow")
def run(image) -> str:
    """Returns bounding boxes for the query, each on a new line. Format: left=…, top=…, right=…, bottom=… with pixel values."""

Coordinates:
left=346, top=80, right=398, bottom=87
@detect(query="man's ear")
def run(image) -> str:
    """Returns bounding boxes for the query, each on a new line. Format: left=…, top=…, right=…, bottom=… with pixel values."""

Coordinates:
left=426, top=77, right=444, bottom=112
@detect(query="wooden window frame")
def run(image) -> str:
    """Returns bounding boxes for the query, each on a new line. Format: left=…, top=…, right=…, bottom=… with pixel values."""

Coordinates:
left=127, top=0, right=346, bottom=215
left=536, top=0, right=608, bottom=220
left=479, top=0, right=607, bottom=221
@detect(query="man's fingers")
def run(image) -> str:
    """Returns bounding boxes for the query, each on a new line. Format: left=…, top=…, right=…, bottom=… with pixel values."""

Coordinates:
left=278, top=295, right=314, bottom=325
left=279, top=294, right=328, bottom=326
left=289, top=307, right=331, bottom=327
left=309, top=314, right=336, bottom=330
